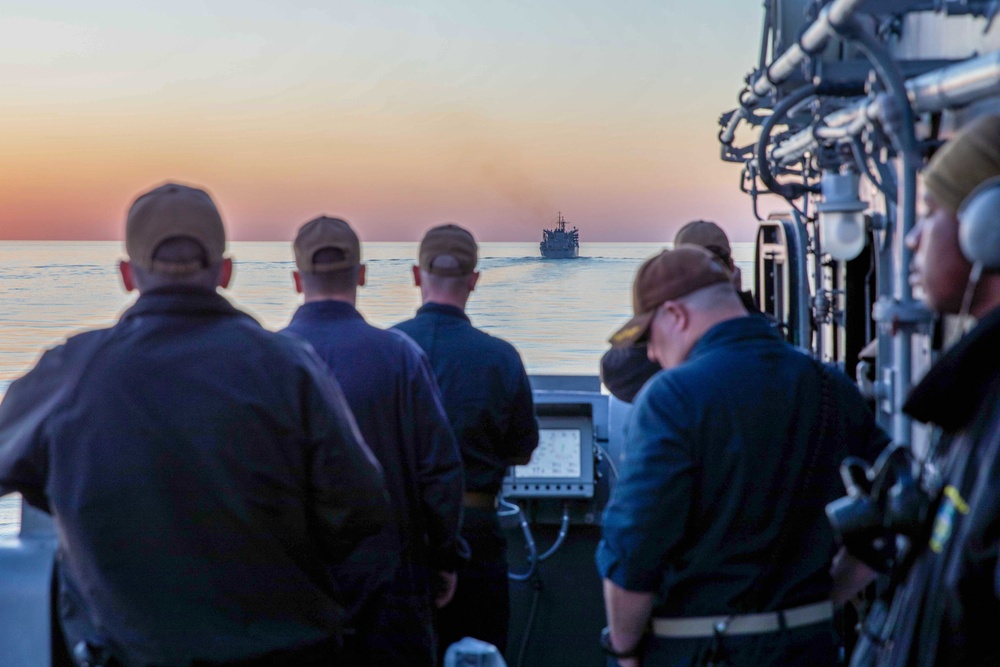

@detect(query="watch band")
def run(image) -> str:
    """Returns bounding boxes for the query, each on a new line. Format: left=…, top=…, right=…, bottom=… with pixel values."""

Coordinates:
left=600, top=626, right=644, bottom=659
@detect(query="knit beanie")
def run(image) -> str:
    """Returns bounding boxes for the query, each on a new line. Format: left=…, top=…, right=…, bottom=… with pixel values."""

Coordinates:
left=923, top=115, right=1000, bottom=213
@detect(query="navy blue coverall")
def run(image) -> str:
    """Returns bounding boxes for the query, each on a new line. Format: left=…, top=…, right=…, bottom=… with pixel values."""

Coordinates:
left=0, top=287, right=390, bottom=667
left=395, top=302, right=539, bottom=657
left=597, top=316, right=887, bottom=666
left=284, top=300, right=464, bottom=667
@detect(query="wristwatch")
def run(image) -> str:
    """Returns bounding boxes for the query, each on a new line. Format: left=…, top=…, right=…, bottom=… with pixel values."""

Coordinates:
left=599, top=626, right=644, bottom=659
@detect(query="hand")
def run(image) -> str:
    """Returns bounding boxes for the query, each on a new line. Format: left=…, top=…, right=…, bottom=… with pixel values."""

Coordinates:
left=603, top=626, right=644, bottom=667
left=434, top=570, right=458, bottom=608
left=830, top=547, right=878, bottom=605
left=608, top=634, right=642, bottom=667
left=602, top=580, right=653, bottom=667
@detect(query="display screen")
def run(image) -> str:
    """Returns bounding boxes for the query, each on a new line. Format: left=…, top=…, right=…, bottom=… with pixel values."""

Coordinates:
left=514, top=429, right=582, bottom=479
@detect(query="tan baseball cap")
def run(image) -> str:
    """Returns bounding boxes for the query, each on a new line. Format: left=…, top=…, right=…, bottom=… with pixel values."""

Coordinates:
left=609, top=246, right=732, bottom=348
left=419, top=224, right=478, bottom=276
left=126, top=183, right=226, bottom=273
left=674, top=220, right=731, bottom=260
left=923, top=114, right=1000, bottom=214
left=294, top=216, right=361, bottom=273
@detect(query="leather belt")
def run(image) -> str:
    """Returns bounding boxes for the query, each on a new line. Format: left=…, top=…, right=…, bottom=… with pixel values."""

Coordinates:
left=651, top=600, right=833, bottom=638
left=463, top=491, right=498, bottom=509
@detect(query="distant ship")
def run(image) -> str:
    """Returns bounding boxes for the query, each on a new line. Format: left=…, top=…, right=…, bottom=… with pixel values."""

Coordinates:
left=540, top=212, right=579, bottom=259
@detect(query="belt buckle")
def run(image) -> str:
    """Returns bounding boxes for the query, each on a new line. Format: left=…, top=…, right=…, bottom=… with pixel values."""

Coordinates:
left=701, top=616, right=735, bottom=667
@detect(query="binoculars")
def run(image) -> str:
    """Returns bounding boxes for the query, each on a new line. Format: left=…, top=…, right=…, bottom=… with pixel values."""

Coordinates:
left=825, top=444, right=933, bottom=571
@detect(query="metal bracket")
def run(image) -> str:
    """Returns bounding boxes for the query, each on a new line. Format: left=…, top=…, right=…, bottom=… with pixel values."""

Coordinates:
left=880, top=368, right=895, bottom=419
left=856, top=360, right=876, bottom=399
left=872, top=297, right=934, bottom=333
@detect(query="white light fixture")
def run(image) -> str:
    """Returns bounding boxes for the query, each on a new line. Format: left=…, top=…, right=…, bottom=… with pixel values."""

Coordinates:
left=818, top=171, right=868, bottom=261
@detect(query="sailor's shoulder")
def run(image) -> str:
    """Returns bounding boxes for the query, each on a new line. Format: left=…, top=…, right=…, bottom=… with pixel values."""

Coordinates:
left=256, top=325, right=343, bottom=377
left=391, top=315, right=420, bottom=336
left=62, top=325, right=115, bottom=349
left=385, top=327, right=429, bottom=359
left=470, top=326, right=523, bottom=361
left=41, top=326, right=122, bottom=368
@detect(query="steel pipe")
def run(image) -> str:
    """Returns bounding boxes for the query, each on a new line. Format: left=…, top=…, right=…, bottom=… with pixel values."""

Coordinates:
left=773, top=50, right=1000, bottom=164
left=720, top=0, right=869, bottom=145
left=907, top=49, right=1000, bottom=109
left=747, top=0, right=869, bottom=104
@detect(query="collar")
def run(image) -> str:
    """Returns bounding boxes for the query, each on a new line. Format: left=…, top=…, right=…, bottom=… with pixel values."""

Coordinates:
left=290, top=300, right=364, bottom=325
left=685, top=315, right=782, bottom=364
left=416, top=302, right=471, bottom=323
left=121, top=287, right=247, bottom=321
left=904, top=306, right=1000, bottom=431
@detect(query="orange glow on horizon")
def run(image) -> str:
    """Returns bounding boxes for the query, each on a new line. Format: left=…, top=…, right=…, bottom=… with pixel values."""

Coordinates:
left=0, top=110, right=761, bottom=243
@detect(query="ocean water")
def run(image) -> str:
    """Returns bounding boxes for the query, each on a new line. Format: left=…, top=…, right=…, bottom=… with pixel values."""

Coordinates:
left=0, top=240, right=754, bottom=537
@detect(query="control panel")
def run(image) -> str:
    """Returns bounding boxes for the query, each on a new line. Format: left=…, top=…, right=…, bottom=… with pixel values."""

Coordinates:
left=503, top=408, right=595, bottom=499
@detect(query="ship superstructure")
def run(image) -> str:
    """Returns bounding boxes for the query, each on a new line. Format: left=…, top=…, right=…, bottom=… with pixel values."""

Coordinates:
left=540, top=212, right=579, bottom=259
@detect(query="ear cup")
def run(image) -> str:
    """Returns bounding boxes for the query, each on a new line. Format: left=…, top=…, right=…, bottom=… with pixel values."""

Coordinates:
left=958, top=176, right=1000, bottom=270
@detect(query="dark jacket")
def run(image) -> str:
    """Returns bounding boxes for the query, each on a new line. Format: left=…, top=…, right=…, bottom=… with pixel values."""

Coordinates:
left=0, top=288, right=390, bottom=667
left=597, top=316, right=887, bottom=617
left=283, top=301, right=464, bottom=665
left=879, top=306, right=1000, bottom=667
left=394, top=303, right=538, bottom=496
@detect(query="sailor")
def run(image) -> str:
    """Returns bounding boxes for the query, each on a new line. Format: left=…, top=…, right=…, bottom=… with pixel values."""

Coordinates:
left=872, top=114, right=1000, bottom=666
left=394, top=224, right=539, bottom=658
left=0, top=183, right=390, bottom=667
left=600, top=220, right=756, bottom=403
left=281, top=216, right=465, bottom=666
left=596, top=246, right=887, bottom=666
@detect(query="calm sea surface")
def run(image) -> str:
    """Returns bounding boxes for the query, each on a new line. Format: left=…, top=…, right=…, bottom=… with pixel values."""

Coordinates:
left=0, top=240, right=753, bottom=536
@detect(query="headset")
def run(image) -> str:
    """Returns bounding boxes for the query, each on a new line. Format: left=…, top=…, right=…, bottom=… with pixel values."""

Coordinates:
left=958, top=175, right=1000, bottom=270
left=955, top=174, right=1000, bottom=318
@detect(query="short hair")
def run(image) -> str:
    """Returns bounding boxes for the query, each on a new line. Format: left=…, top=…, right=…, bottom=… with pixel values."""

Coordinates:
left=151, top=235, right=208, bottom=265
left=677, top=281, right=743, bottom=311
left=298, top=247, right=361, bottom=294
left=131, top=237, right=221, bottom=291
left=422, top=267, right=470, bottom=295
left=429, top=254, right=462, bottom=273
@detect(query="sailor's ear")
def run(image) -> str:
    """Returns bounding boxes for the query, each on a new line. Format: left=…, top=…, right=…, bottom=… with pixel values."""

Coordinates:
left=412, top=265, right=422, bottom=287
left=217, top=257, right=233, bottom=290
left=358, top=264, right=367, bottom=287
left=468, top=271, right=480, bottom=291
left=293, top=271, right=303, bottom=294
left=119, top=260, right=136, bottom=292
left=666, top=301, right=691, bottom=330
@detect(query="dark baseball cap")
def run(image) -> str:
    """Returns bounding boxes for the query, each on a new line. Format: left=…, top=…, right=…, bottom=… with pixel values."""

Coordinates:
left=923, top=114, right=1000, bottom=214
left=126, top=183, right=226, bottom=273
left=293, top=216, right=361, bottom=273
left=674, top=220, right=731, bottom=259
left=609, top=246, right=732, bottom=348
left=419, top=224, right=478, bottom=276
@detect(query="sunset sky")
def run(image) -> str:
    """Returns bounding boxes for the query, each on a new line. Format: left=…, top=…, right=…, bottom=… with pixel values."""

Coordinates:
left=0, top=1, right=768, bottom=242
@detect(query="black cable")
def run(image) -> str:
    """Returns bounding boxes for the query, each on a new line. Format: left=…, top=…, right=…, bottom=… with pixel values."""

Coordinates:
left=851, top=136, right=896, bottom=201
left=835, top=16, right=918, bottom=248
left=865, top=229, right=878, bottom=343
left=516, top=576, right=543, bottom=667
left=755, top=84, right=819, bottom=201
